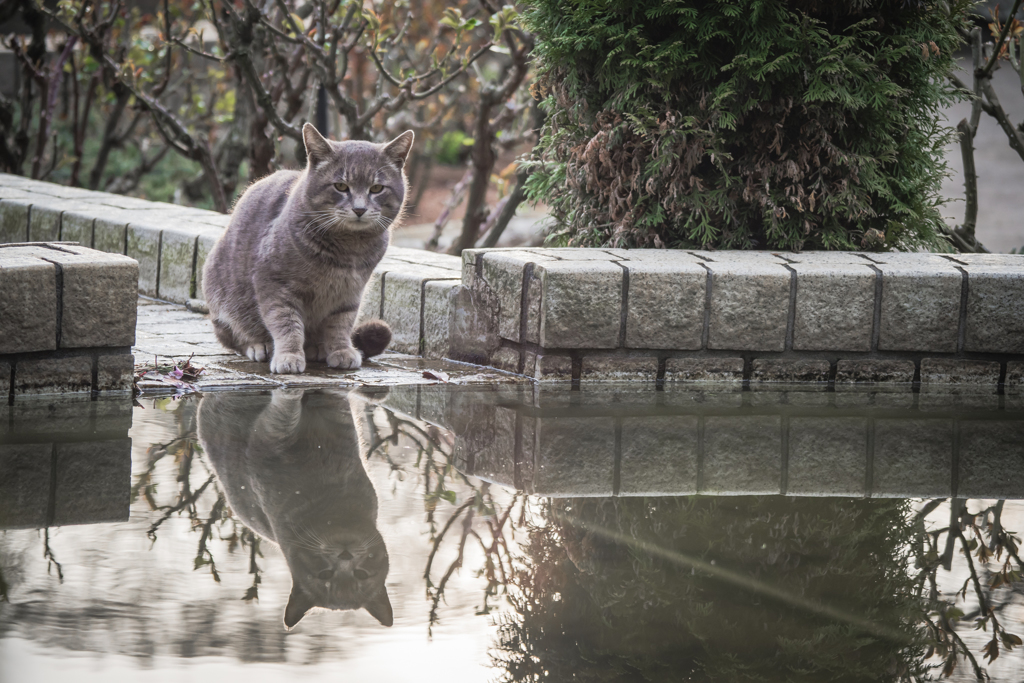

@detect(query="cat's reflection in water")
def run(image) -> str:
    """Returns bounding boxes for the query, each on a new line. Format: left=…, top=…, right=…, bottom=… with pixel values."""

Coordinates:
left=197, top=388, right=392, bottom=629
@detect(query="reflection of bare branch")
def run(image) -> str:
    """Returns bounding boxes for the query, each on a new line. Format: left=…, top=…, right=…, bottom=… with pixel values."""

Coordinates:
left=425, top=497, right=478, bottom=586
left=43, top=528, right=64, bottom=582
left=146, top=474, right=216, bottom=541
left=242, top=530, right=262, bottom=602
left=426, top=499, right=477, bottom=633
left=194, top=494, right=226, bottom=583
left=917, top=499, right=1024, bottom=677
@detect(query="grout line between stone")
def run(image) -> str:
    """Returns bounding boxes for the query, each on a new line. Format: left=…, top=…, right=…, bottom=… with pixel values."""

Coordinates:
left=955, top=266, right=968, bottom=354
left=154, top=230, right=163, bottom=297
left=25, top=204, right=31, bottom=241
left=699, top=263, right=712, bottom=350
left=189, top=235, right=200, bottom=300
left=36, top=257, right=65, bottom=349
left=518, top=263, right=534, bottom=374
left=783, top=264, right=797, bottom=351
left=616, top=262, right=630, bottom=348
left=418, top=279, right=428, bottom=356
left=90, top=352, right=99, bottom=399
left=7, top=361, right=14, bottom=406
left=868, top=264, right=883, bottom=352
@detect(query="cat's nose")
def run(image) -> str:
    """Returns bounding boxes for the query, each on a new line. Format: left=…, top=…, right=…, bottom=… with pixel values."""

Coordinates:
left=339, top=550, right=354, bottom=560
left=352, top=208, right=366, bottom=217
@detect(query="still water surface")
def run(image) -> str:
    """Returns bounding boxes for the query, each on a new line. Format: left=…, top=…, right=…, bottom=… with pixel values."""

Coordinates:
left=1, top=386, right=1023, bottom=682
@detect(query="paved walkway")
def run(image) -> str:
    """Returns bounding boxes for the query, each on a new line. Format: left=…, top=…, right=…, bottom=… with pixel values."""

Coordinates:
left=132, top=297, right=524, bottom=394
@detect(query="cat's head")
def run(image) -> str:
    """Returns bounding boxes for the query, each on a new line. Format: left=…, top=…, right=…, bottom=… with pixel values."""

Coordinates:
left=282, top=521, right=392, bottom=629
left=299, top=123, right=413, bottom=237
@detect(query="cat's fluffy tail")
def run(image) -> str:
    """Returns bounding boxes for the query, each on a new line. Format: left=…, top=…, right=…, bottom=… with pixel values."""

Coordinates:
left=352, top=320, right=391, bottom=358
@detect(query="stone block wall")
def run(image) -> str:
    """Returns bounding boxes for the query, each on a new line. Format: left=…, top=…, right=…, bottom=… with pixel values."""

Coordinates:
left=382, top=384, right=1024, bottom=499
left=1, top=242, right=137, bottom=401
left=451, top=247, right=1024, bottom=389
left=1, top=173, right=228, bottom=304
left=5, top=175, right=1023, bottom=389
left=0, top=397, right=133, bottom=529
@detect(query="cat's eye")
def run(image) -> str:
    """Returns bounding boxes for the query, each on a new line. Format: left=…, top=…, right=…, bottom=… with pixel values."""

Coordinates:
left=369, top=184, right=384, bottom=194
left=317, top=569, right=334, bottom=580
left=334, top=182, right=349, bottom=192
left=353, top=569, right=370, bottom=580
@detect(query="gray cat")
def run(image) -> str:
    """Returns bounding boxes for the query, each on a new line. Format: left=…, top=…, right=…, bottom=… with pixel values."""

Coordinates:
left=203, top=124, right=413, bottom=373
left=197, top=388, right=393, bottom=629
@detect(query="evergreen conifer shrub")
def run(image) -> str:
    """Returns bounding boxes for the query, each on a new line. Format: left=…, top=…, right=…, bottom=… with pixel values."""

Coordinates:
left=524, top=0, right=970, bottom=251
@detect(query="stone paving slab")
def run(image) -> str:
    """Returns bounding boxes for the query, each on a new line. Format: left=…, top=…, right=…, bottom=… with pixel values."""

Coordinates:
left=130, top=297, right=525, bottom=394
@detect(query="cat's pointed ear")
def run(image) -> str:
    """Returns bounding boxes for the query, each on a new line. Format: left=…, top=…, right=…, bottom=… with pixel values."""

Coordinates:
left=364, top=590, right=393, bottom=627
left=382, top=131, right=414, bottom=169
left=284, top=585, right=315, bottom=629
left=302, top=123, right=332, bottom=167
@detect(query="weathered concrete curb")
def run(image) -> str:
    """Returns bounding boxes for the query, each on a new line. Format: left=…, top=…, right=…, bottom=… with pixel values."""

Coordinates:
left=0, top=242, right=137, bottom=401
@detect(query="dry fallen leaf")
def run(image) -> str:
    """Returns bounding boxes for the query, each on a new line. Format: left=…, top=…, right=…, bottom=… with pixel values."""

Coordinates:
left=423, top=369, right=450, bottom=383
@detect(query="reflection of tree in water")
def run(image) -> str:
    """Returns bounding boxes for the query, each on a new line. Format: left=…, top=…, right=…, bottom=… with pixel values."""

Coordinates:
left=485, top=497, right=930, bottom=682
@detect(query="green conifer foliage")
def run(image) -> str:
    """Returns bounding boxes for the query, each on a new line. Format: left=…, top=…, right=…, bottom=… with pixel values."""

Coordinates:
left=524, top=0, right=971, bottom=251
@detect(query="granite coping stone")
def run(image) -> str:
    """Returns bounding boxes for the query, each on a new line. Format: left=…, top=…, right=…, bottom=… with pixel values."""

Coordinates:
left=0, top=252, right=56, bottom=354
left=706, top=261, right=791, bottom=351
left=537, top=260, right=623, bottom=348
left=877, top=263, right=962, bottom=353
left=624, top=259, right=706, bottom=349
left=959, top=264, right=1024, bottom=354
left=789, top=262, right=875, bottom=351
left=381, top=265, right=461, bottom=354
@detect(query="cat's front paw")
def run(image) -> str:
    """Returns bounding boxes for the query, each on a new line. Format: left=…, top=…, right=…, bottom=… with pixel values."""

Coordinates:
left=326, top=346, right=362, bottom=370
left=270, top=351, right=306, bottom=374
